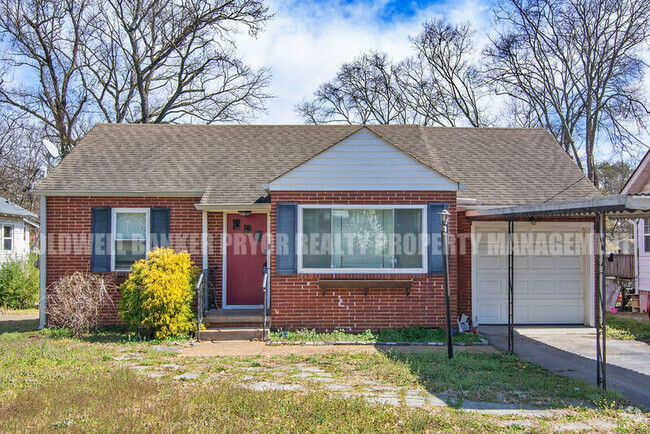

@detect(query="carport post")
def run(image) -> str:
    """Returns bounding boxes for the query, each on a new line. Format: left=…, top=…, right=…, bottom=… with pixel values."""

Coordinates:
left=440, top=209, right=453, bottom=360
left=596, top=212, right=607, bottom=389
left=507, top=218, right=515, bottom=354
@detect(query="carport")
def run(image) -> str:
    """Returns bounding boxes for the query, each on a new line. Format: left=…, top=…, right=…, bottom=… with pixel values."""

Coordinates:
left=466, top=194, right=650, bottom=390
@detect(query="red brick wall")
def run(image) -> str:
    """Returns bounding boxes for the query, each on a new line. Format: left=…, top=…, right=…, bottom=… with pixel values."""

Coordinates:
left=269, top=191, right=460, bottom=331
left=45, top=196, right=205, bottom=325
left=207, top=212, right=223, bottom=309
left=456, top=211, right=473, bottom=319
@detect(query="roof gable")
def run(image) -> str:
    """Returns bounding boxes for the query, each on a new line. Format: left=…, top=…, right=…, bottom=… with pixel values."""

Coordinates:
left=267, top=128, right=460, bottom=191
left=622, top=149, right=650, bottom=194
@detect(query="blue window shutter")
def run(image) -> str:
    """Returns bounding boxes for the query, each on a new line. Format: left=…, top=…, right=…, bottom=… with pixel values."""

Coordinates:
left=150, top=207, right=170, bottom=249
left=427, top=203, right=448, bottom=274
left=276, top=203, right=297, bottom=274
left=90, top=207, right=111, bottom=272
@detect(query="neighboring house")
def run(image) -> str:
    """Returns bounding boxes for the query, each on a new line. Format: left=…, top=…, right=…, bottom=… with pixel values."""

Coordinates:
left=34, top=125, right=600, bottom=330
left=620, top=150, right=650, bottom=313
left=0, top=197, right=39, bottom=264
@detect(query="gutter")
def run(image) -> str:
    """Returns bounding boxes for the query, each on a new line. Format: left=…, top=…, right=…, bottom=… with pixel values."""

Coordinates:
left=33, top=190, right=205, bottom=197
left=195, top=203, right=271, bottom=212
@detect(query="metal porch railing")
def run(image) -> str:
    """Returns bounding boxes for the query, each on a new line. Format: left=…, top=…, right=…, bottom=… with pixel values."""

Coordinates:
left=196, top=269, right=206, bottom=342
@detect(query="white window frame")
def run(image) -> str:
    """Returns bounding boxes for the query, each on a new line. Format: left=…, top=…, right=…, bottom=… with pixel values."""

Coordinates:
left=2, top=225, right=13, bottom=251
left=111, top=208, right=151, bottom=272
left=297, top=204, right=428, bottom=274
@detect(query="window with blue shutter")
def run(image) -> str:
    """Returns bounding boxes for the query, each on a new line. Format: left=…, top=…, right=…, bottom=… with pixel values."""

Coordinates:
left=150, top=207, right=170, bottom=248
left=276, top=203, right=297, bottom=274
left=90, top=207, right=111, bottom=272
left=427, top=203, right=448, bottom=274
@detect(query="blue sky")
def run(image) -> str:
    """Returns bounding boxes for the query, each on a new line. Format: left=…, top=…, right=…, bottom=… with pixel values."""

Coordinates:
left=235, top=0, right=491, bottom=124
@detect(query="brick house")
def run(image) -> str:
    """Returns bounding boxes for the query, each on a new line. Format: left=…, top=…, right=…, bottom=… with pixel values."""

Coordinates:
left=35, top=124, right=600, bottom=331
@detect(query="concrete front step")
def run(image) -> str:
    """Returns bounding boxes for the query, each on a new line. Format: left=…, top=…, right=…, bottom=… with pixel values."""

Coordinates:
left=199, top=327, right=264, bottom=341
left=202, top=308, right=266, bottom=325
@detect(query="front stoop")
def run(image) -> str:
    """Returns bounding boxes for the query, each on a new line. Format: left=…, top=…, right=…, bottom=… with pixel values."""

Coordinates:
left=200, top=308, right=268, bottom=341
left=199, top=327, right=264, bottom=341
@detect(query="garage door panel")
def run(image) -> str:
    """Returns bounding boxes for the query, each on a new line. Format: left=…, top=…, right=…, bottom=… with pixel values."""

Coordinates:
left=556, top=278, right=584, bottom=297
left=478, top=279, right=505, bottom=297
left=477, top=302, right=505, bottom=324
left=530, top=278, right=556, bottom=295
left=514, top=279, right=529, bottom=295
left=476, top=254, right=505, bottom=270
left=517, top=302, right=556, bottom=323
left=475, top=224, right=587, bottom=325
left=530, top=255, right=554, bottom=270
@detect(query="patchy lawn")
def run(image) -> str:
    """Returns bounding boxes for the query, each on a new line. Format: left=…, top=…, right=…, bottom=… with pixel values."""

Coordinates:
left=606, top=312, right=650, bottom=342
left=270, top=326, right=482, bottom=345
left=0, top=318, right=647, bottom=432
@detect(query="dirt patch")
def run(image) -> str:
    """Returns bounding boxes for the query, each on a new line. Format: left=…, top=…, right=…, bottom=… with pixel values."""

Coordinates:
left=180, top=341, right=498, bottom=357
left=0, top=309, right=39, bottom=321
left=0, top=310, right=39, bottom=333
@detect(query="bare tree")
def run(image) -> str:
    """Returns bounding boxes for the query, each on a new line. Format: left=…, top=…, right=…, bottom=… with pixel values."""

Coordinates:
left=486, top=0, right=650, bottom=185
left=296, top=52, right=406, bottom=124
left=0, top=0, right=91, bottom=156
left=410, top=19, right=488, bottom=127
left=82, top=0, right=272, bottom=124
left=393, top=56, right=459, bottom=126
left=296, top=21, right=489, bottom=127
left=0, top=113, right=44, bottom=212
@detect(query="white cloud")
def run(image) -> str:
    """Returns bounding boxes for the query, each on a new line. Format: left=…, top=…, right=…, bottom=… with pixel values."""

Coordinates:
left=234, top=0, right=492, bottom=124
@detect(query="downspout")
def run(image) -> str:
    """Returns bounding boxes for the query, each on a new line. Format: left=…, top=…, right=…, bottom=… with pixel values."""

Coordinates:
left=635, top=219, right=640, bottom=294
left=201, top=211, right=208, bottom=309
left=38, top=196, right=47, bottom=329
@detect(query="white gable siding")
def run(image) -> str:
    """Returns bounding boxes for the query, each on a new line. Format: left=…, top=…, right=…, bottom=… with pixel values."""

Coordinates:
left=0, top=216, right=31, bottom=264
left=268, top=128, right=459, bottom=191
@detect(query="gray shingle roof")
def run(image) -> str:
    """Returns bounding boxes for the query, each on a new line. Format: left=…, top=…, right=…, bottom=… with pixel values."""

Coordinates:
left=0, top=197, right=37, bottom=219
left=35, top=124, right=599, bottom=206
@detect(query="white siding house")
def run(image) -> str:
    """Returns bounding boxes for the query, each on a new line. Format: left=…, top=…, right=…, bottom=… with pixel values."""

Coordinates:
left=621, top=151, right=650, bottom=312
left=0, top=198, right=38, bottom=264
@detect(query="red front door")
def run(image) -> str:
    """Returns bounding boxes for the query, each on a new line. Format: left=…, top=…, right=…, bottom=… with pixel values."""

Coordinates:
left=226, top=213, right=267, bottom=306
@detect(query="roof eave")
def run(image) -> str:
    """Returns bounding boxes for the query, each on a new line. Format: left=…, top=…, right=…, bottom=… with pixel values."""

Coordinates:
left=34, top=190, right=205, bottom=197
left=195, top=203, right=271, bottom=212
left=465, top=194, right=650, bottom=219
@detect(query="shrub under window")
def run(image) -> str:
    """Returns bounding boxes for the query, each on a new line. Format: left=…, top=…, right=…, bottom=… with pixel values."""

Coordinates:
left=118, top=247, right=196, bottom=339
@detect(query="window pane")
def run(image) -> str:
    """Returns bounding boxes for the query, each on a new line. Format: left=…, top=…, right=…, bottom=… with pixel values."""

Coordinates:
left=302, top=209, right=331, bottom=268
left=394, top=209, right=422, bottom=268
left=116, top=213, right=146, bottom=240
left=114, top=240, right=146, bottom=269
left=332, top=209, right=393, bottom=269
left=3, top=238, right=11, bottom=251
left=3, top=226, right=11, bottom=238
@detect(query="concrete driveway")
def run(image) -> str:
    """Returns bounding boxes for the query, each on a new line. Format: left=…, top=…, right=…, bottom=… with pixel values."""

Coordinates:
left=481, top=326, right=650, bottom=409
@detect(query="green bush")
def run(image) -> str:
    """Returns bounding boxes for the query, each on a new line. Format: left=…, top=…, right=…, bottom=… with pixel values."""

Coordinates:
left=118, top=248, right=197, bottom=339
left=0, top=254, right=39, bottom=309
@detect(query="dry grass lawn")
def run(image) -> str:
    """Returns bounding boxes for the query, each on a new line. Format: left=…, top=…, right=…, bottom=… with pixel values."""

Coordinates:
left=0, top=312, right=647, bottom=432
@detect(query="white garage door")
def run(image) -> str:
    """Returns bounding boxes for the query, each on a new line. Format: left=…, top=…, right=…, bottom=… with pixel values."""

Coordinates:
left=473, top=222, right=590, bottom=325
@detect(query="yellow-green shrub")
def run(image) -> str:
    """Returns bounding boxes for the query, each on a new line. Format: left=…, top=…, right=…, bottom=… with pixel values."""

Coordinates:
left=118, top=248, right=197, bottom=339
